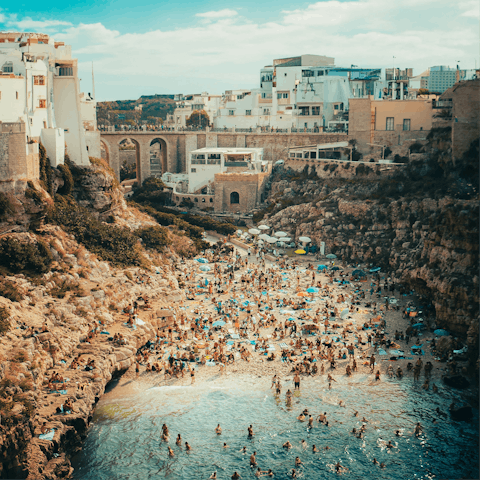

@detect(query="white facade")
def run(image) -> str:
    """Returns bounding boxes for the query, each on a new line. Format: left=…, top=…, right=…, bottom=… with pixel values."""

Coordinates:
left=166, top=92, right=221, bottom=129
left=186, top=147, right=265, bottom=193
left=0, top=32, right=99, bottom=166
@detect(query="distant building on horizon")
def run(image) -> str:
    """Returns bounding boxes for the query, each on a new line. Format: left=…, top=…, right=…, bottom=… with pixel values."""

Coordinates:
left=428, top=65, right=477, bottom=93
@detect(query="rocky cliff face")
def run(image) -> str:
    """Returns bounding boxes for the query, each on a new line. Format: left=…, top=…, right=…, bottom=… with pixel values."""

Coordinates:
left=263, top=129, right=479, bottom=361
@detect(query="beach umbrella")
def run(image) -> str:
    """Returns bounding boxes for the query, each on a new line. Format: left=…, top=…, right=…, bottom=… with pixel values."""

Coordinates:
left=340, top=308, right=349, bottom=319
left=236, top=229, right=243, bottom=235
left=257, top=240, right=264, bottom=245
left=277, top=242, right=286, bottom=247
left=295, top=249, right=306, bottom=255
left=249, top=228, right=261, bottom=235
left=307, top=287, right=319, bottom=293
left=258, top=225, right=270, bottom=231
left=199, top=265, right=211, bottom=272
left=370, top=267, right=381, bottom=272
left=326, top=254, right=337, bottom=259
left=330, top=266, right=340, bottom=271
left=275, top=231, right=288, bottom=237
left=196, top=258, right=208, bottom=263
left=282, top=237, right=292, bottom=242
left=352, top=269, right=366, bottom=277
left=434, top=329, right=450, bottom=336
left=212, top=320, right=226, bottom=327
left=266, top=236, right=279, bottom=243
left=412, top=323, right=425, bottom=329
left=297, top=292, right=308, bottom=297
left=259, top=233, right=270, bottom=241
left=299, top=236, right=311, bottom=243
left=317, top=265, right=327, bottom=270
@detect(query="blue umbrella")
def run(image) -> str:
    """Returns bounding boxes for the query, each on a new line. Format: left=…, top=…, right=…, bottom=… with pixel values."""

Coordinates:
left=352, top=269, right=366, bottom=277
left=199, top=265, right=211, bottom=272
left=212, top=320, right=226, bottom=327
left=434, top=329, right=450, bottom=336
left=317, top=265, right=327, bottom=270
left=331, top=266, right=340, bottom=271
left=307, top=287, right=319, bottom=293
left=370, top=267, right=381, bottom=272
left=412, top=323, right=425, bottom=329
left=196, top=258, right=208, bottom=263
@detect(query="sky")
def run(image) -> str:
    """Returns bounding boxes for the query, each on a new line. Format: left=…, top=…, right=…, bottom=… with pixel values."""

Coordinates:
left=0, top=0, right=479, bottom=101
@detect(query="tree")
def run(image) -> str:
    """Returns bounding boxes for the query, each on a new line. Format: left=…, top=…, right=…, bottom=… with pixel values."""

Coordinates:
left=418, top=88, right=429, bottom=96
left=186, top=110, right=210, bottom=128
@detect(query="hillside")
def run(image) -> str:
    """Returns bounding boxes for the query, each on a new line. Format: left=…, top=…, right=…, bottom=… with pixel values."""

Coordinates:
left=96, top=95, right=176, bottom=127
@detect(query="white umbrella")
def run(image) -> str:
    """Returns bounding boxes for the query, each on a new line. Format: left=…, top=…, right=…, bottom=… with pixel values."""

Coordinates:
left=274, top=231, right=288, bottom=237
left=340, top=308, right=349, bottom=320
left=326, top=253, right=337, bottom=259
left=257, top=240, right=264, bottom=245
left=249, top=228, right=261, bottom=235
left=282, top=237, right=292, bottom=242
left=259, top=234, right=271, bottom=241
left=277, top=241, right=286, bottom=247
left=266, top=237, right=278, bottom=243
left=236, top=229, right=243, bottom=235
left=258, top=225, right=270, bottom=231
left=299, top=236, right=311, bottom=243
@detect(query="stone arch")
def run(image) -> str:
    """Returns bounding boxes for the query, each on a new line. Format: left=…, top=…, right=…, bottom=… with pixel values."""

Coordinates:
left=230, top=191, right=240, bottom=204
left=149, top=137, right=168, bottom=176
left=100, top=139, right=110, bottom=164
left=118, top=137, right=141, bottom=183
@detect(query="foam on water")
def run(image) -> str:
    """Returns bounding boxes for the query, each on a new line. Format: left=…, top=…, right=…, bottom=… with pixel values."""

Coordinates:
left=72, top=375, right=478, bottom=480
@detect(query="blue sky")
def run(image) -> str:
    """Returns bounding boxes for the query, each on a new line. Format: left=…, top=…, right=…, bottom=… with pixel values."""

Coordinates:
left=1, top=0, right=478, bottom=101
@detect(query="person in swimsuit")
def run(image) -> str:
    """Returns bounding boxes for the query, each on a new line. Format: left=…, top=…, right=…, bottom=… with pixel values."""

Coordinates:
left=250, top=451, right=257, bottom=466
left=176, top=434, right=182, bottom=446
left=215, top=424, right=222, bottom=434
left=248, top=425, right=254, bottom=437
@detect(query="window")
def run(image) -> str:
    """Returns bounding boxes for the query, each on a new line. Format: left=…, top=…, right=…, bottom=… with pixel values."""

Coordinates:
left=312, top=106, right=320, bottom=115
left=311, top=152, right=317, bottom=159
left=403, top=119, right=411, bottom=131
left=302, top=70, right=314, bottom=77
left=263, top=108, right=270, bottom=115
left=245, top=110, right=251, bottom=116
left=304, top=151, right=310, bottom=159
left=58, top=67, right=73, bottom=76
left=191, top=168, right=196, bottom=173
left=209, top=198, right=213, bottom=203
left=289, top=153, right=296, bottom=158
left=34, top=75, right=45, bottom=85
left=2, top=63, right=13, bottom=73
left=317, top=70, right=324, bottom=76
left=386, top=117, right=394, bottom=131
left=228, top=110, right=235, bottom=116
left=277, top=92, right=289, bottom=99
left=38, top=99, right=46, bottom=108
left=230, top=191, right=239, bottom=204
left=236, top=95, right=243, bottom=100
left=299, top=106, right=309, bottom=116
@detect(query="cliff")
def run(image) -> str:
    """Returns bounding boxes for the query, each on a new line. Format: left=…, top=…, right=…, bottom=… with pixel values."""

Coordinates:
left=262, top=128, right=479, bottom=362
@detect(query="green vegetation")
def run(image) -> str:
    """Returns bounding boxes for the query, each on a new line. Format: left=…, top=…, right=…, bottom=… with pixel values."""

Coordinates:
left=131, top=177, right=170, bottom=204
left=39, top=143, right=54, bottom=196
left=0, top=237, right=53, bottom=274
left=49, top=276, right=86, bottom=299
left=186, top=109, right=210, bottom=128
left=48, top=195, right=145, bottom=267
left=57, top=160, right=74, bottom=196
left=0, top=192, right=13, bottom=220
left=25, top=181, right=44, bottom=204
left=120, top=160, right=136, bottom=181
left=137, top=225, right=171, bottom=251
left=0, top=306, right=10, bottom=334
left=0, top=278, right=24, bottom=302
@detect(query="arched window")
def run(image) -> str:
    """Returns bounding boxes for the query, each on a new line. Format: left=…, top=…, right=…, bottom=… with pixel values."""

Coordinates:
left=230, top=191, right=240, bottom=204
left=209, top=198, right=213, bottom=203
left=194, top=198, right=198, bottom=203
left=202, top=198, right=206, bottom=202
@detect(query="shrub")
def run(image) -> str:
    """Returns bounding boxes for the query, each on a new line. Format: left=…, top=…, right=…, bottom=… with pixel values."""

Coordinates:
left=25, top=181, right=44, bottom=204
left=57, top=162, right=74, bottom=196
left=384, top=147, right=392, bottom=158
left=0, top=192, right=13, bottom=220
left=49, top=277, right=85, bottom=299
left=409, top=142, right=424, bottom=153
left=131, top=177, right=169, bottom=204
left=137, top=225, right=171, bottom=251
left=0, top=237, right=53, bottom=274
left=0, top=278, right=24, bottom=302
left=0, top=306, right=10, bottom=334
left=39, top=143, right=54, bottom=196
left=13, top=349, right=28, bottom=363
left=48, top=196, right=143, bottom=267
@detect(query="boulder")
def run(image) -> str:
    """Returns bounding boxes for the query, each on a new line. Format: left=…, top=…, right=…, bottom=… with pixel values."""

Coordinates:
left=442, top=375, right=470, bottom=389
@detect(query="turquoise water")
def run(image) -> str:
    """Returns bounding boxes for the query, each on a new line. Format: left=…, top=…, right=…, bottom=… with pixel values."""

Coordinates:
left=72, top=374, right=478, bottom=480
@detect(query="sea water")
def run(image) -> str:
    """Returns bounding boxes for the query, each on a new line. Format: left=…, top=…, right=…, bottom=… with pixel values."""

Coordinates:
left=72, top=374, right=478, bottom=480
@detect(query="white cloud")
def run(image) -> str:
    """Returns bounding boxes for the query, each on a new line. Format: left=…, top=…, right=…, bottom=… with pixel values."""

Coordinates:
left=4, top=0, right=477, bottom=99
left=459, top=0, right=479, bottom=17
left=6, top=17, right=72, bottom=30
left=196, top=9, right=238, bottom=18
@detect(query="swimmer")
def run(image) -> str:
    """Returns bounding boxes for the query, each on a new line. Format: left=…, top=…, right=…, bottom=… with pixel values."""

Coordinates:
left=324, top=446, right=331, bottom=450
left=210, top=472, right=217, bottom=479
left=386, top=440, right=394, bottom=449
left=231, top=472, right=240, bottom=480
left=373, top=458, right=379, bottom=465
left=361, top=417, right=368, bottom=423
left=176, top=434, right=182, bottom=446
left=255, top=468, right=263, bottom=477
left=395, top=430, right=401, bottom=436
left=414, top=422, right=422, bottom=436
left=301, top=439, right=307, bottom=448
left=335, top=461, right=344, bottom=473
left=266, top=469, right=274, bottom=477
left=312, top=444, right=318, bottom=453
left=248, top=425, right=254, bottom=437
left=283, top=441, right=292, bottom=449
left=168, top=446, right=174, bottom=457
left=380, top=463, right=386, bottom=468
left=215, top=424, right=222, bottom=435
left=351, top=428, right=357, bottom=435
left=241, top=446, right=247, bottom=454
left=297, top=413, right=306, bottom=422
left=295, top=456, right=302, bottom=466
left=317, top=412, right=327, bottom=424
left=308, top=415, right=314, bottom=428
left=432, top=383, right=438, bottom=393
left=291, top=469, right=297, bottom=478
left=339, top=400, right=345, bottom=408
left=250, top=451, right=257, bottom=466
left=185, top=441, right=192, bottom=451
left=353, top=410, right=358, bottom=417
left=286, top=389, right=293, bottom=403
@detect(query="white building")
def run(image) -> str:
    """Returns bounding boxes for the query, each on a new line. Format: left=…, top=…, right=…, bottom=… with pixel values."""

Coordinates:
left=166, top=92, right=221, bottom=129
left=0, top=32, right=99, bottom=167
left=428, top=66, right=477, bottom=94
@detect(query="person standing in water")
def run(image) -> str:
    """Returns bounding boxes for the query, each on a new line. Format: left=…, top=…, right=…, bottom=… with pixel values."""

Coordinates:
left=293, top=373, right=301, bottom=391
left=215, top=424, right=222, bottom=435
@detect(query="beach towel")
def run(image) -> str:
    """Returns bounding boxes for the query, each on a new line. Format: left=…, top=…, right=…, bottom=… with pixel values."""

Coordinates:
left=378, top=349, right=388, bottom=356
left=100, top=331, right=110, bottom=335
left=250, top=340, right=256, bottom=345
left=389, top=349, right=405, bottom=356
left=39, top=429, right=55, bottom=441
left=206, top=361, right=216, bottom=366
left=279, top=343, right=288, bottom=349
left=267, top=345, right=276, bottom=351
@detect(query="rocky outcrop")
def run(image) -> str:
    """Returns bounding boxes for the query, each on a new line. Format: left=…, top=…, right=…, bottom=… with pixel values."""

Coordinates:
left=262, top=129, right=479, bottom=363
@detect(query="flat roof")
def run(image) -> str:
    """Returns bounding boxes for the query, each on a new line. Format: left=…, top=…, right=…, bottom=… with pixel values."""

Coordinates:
left=289, top=141, right=349, bottom=151
left=191, top=147, right=264, bottom=154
